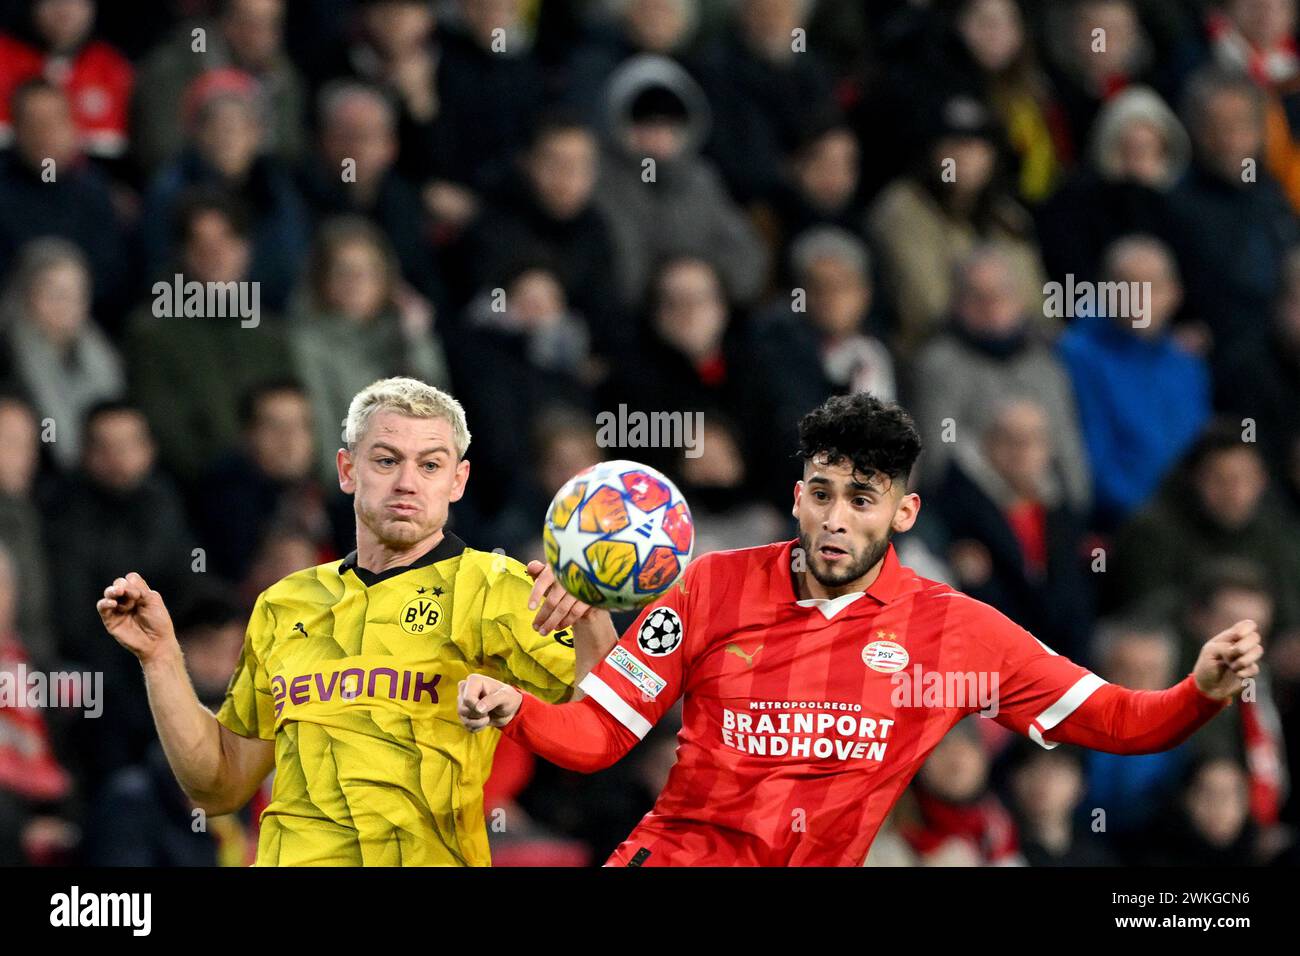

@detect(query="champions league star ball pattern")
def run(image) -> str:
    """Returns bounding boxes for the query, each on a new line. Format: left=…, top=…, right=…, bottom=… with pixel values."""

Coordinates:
left=543, top=460, right=694, bottom=611
left=637, top=607, right=683, bottom=656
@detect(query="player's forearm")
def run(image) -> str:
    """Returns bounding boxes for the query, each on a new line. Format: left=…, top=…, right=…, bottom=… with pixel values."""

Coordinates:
left=1048, top=674, right=1228, bottom=754
left=502, top=692, right=638, bottom=772
left=570, top=610, right=618, bottom=700
left=139, top=647, right=235, bottom=808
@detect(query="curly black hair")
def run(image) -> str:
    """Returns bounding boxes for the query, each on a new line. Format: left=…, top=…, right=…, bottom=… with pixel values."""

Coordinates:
left=796, top=393, right=923, bottom=489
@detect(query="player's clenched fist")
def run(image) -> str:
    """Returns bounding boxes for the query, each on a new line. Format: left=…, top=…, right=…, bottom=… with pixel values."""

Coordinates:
left=458, top=674, right=523, bottom=732
left=96, top=572, right=179, bottom=664
left=1194, top=619, right=1265, bottom=700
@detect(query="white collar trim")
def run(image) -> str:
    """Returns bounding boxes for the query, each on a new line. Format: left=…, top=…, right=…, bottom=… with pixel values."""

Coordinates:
left=795, top=591, right=867, bottom=620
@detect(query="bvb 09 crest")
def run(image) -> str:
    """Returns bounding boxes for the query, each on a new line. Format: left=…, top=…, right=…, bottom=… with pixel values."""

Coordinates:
left=400, top=595, right=443, bottom=634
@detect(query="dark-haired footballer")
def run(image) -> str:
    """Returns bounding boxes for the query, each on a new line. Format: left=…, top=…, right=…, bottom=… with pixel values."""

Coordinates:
left=458, top=394, right=1264, bottom=866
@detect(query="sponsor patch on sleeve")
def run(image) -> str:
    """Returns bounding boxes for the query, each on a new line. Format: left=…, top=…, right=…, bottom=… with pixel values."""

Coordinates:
left=607, top=645, right=668, bottom=700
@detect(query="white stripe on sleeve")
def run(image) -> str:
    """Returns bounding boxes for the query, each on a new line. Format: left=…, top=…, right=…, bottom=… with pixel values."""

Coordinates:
left=1028, top=673, right=1107, bottom=750
left=579, top=673, right=654, bottom=740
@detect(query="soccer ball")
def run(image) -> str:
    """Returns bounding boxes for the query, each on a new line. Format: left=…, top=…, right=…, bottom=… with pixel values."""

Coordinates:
left=543, top=460, right=694, bottom=611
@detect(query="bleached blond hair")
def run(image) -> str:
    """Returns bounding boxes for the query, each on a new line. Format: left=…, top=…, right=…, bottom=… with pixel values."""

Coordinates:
left=342, top=377, right=471, bottom=458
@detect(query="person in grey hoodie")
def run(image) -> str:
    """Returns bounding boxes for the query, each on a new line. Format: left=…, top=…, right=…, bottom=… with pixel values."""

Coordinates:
left=594, top=54, right=768, bottom=309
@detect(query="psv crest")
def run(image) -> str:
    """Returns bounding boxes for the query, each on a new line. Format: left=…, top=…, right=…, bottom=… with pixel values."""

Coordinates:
left=400, top=594, right=443, bottom=635
left=862, top=632, right=908, bottom=673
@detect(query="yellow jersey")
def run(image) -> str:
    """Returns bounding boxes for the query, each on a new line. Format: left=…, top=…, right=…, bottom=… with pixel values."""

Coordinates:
left=215, top=532, right=575, bottom=866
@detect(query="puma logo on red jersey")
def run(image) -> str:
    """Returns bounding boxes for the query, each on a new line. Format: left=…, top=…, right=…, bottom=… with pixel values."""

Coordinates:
left=725, top=643, right=762, bottom=667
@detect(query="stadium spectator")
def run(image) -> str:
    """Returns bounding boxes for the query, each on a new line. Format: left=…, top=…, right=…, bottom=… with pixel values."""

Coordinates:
left=466, top=405, right=603, bottom=560
left=951, top=0, right=1070, bottom=203
left=1205, top=0, right=1300, bottom=92
left=594, top=54, right=769, bottom=308
left=0, top=78, right=129, bottom=319
left=0, top=396, right=54, bottom=672
left=1005, top=741, right=1118, bottom=866
left=318, top=0, right=441, bottom=190
left=1268, top=605, right=1300, bottom=826
left=1138, top=755, right=1261, bottom=865
left=428, top=0, right=546, bottom=199
left=1166, top=67, right=1298, bottom=361
left=139, top=67, right=309, bottom=311
left=1217, top=244, right=1300, bottom=481
left=1036, top=85, right=1189, bottom=284
left=483, top=732, right=591, bottom=867
left=900, top=718, right=1023, bottom=866
left=1080, top=618, right=1191, bottom=842
left=1108, top=418, right=1300, bottom=628
left=0, top=540, right=73, bottom=866
left=193, top=379, right=338, bottom=583
left=452, top=263, right=597, bottom=530
left=1042, top=0, right=1160, bottom=151
left=758, top=118, right=865, bottom=290
left=125, top=189, right=291, bottom=483
left=1057, top=235, right=1210, bottom=530
left=0, top=0, right=133, bottom=162
left=0, top=237, right=124, bottom=471
left=602, top=256, right=758, bottom=478
left=289, top=215, right=450, bottom=485
left=46, top=401, right=198, bottom=790
left=1204, top=0, right=1300, bottom=214
left=909, top=246, right=1091, bottom=511
left=866, top=93, right=1049, bottom=357
left=676, top=415, right=786, bottom=555
left=297, top=80, right=445, bottom=308
left=923, top=397, right=1093, bottom=660
left=1179, top=558, right=1279, bottom=676
left=240, top=522, right=327, bottom=607
left=1178, top=559, right=1288, bottom=825
left=131, top=0, right=305, bottom=174
left=746, top=227, right=894, bottom=505
left=461, top=112, right=625, bottom=356
left=691, top=0, right=836, bottom=203
left=83, top=587, right=254, bottom=867
left=554, top=0, right=702, bottom=123
left=518, top=703, right=686, bottom=864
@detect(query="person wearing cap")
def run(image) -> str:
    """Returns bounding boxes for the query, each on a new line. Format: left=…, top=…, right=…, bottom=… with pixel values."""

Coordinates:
left=138, top=66, right=310, bottom=312
left=131, top=0, right=306, bottom=174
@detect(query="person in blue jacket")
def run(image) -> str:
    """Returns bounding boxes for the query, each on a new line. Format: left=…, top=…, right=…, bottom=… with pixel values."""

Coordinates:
left=1057, top=234, right=1210, bottom=531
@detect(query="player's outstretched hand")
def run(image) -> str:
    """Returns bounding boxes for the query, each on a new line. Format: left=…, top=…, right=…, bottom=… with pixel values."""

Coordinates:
left=96, top=572, right=179, bottom=664
left=525, top=560, right=595, bottom=634
left=458, top=674, right=523, bottom=732
left=1193, top=619, right=1264, bottom=700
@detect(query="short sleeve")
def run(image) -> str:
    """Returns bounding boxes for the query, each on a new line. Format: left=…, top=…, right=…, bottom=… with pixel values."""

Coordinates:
left=970, top=601, right=1106, bottom=749
left=215, top=593, right=277, bottom=741
left=576, top=559, right=701, bottom=741
left=480, top=563, right=576, bottom=704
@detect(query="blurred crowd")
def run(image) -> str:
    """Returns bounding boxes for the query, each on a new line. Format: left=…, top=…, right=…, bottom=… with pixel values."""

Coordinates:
left=0, top=0, right=1298, bottom=867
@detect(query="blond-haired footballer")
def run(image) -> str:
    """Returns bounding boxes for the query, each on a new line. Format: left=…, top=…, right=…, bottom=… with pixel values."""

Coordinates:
left=98, top=377, right=618, bottom=865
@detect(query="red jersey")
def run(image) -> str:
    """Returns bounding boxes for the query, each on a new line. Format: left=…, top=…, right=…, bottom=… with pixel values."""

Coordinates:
left=521, top=539, right=1224, bottom=867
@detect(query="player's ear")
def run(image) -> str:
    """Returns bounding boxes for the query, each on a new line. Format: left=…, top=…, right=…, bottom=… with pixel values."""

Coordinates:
left=337, top=447, right=356, bottom=493
left=791, top=480, right=803, bottom=520
left=891, top=491, right=920, bottom=533
left=448, top=456, right=470, bottom=503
